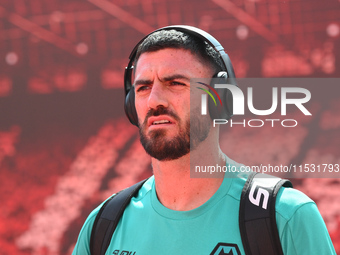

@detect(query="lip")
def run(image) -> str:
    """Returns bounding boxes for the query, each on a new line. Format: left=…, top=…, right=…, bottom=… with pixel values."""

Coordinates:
left=147, top=115, right=176, bottom=127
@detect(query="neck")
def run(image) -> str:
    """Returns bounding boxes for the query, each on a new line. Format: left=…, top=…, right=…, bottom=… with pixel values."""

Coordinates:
left=152, top=136, right=226, bottom=211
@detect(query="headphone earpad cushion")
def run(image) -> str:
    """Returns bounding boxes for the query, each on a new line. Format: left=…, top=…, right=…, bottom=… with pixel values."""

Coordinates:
left=124, top=88, right=139, bottom=126
left=208, top=71, right=232, bottom=120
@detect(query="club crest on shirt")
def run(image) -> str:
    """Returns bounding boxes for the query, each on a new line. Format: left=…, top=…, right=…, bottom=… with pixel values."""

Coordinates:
left=210, top=243, right=241, bottom=255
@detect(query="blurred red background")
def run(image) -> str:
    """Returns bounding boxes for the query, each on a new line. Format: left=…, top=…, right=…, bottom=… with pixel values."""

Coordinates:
left=0, top=0, right=340, bottom=254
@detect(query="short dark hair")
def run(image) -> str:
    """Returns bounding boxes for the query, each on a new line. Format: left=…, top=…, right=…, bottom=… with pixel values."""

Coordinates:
left=134, top=29, right=225, bottom=74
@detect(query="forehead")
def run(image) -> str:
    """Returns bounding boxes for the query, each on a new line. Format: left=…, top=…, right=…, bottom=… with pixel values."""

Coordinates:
left=134, top=48, right=214, bottom=78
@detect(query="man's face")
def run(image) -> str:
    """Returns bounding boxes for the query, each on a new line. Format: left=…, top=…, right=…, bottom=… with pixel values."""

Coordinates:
left=134, top=48, right=214, bottom=161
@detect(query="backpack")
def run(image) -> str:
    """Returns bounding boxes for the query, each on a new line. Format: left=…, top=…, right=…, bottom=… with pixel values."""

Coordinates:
left=90, top=172, right=293, bottom=255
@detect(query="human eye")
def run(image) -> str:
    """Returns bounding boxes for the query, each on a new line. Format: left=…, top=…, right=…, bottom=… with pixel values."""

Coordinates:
left=135, top=85, right=150, bottom=92
left=170, top=81, right=186, bottom=86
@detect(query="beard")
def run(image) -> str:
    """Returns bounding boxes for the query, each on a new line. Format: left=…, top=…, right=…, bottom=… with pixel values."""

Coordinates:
left=139, top=106, right=210, bottom=161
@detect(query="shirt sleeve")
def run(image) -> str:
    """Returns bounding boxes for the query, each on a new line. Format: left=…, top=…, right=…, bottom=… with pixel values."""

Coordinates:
left=276, top=190, right=336, bottom=255
left=72, top=206, right=100, bottom=255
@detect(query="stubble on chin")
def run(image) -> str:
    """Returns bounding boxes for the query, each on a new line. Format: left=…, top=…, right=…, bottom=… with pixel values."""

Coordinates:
left=139, top=107, right=211, bottom=161
left=139, top=118, right=191, bottom=161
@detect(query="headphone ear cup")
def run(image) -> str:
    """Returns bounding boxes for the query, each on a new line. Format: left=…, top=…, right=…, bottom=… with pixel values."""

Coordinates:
left=124, top=88, right=139, bottom=126
left=208, top=71, right=233, bottom=120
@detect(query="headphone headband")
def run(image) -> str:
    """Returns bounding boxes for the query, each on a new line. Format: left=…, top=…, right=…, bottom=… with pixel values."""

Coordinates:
left=128, top=25, right=226, bottom=62
left=124, top=25, right=235, bottom=95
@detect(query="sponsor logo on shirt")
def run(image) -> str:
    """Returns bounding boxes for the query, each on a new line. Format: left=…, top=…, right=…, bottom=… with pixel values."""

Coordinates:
left=113, top=250, right=136, bottom=255
left=210, top=243, right=241, bottom=255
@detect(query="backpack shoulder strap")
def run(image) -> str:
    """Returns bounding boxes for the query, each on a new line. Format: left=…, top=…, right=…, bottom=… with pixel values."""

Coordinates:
left=90, top=179, right=147, bottom=255
left=239, top=172, right=293, bottom=255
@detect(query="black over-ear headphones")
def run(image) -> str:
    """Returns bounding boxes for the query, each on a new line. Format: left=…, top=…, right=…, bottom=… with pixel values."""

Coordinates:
left=124, top=25, right=237, bottom=126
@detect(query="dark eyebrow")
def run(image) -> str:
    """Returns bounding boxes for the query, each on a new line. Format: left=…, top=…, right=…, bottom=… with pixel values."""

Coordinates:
left=134, top=79, right=152, bottom=86
left=134, top=74, right=190, bottom=86
left=161, top=74, right=190, bottom=83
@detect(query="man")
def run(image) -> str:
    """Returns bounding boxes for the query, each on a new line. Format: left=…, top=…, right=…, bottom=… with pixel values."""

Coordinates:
left=73, top=26, right=336, bottom=255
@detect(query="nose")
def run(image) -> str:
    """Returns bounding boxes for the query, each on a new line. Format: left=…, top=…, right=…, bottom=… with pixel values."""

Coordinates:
left=147, top=82, right=169, bottom=110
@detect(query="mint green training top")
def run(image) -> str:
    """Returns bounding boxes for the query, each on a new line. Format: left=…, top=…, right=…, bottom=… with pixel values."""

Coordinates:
left=73, top=167, right=336, bottom=254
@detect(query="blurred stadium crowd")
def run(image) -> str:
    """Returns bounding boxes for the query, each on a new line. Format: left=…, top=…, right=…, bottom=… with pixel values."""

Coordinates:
left=0, top=0, right=339, bottom=254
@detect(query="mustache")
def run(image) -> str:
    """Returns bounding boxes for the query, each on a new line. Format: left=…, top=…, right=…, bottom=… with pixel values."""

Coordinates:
left=143, top=107, right=180, bottom=126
